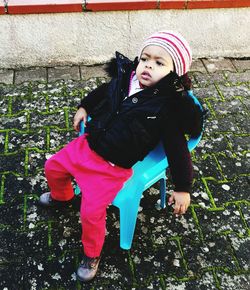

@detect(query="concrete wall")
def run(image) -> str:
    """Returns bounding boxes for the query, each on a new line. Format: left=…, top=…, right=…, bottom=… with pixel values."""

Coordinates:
left=0, top=8, right=249, bottom=68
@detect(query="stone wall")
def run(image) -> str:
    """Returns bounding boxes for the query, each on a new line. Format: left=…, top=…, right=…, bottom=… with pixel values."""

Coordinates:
left=0, top=7, right=249, bottom=68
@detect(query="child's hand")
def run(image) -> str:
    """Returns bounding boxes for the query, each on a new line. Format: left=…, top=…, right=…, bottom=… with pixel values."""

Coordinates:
left=73, top=107, right=88, bottom=131
left=168, top=191, right=191, bottom=215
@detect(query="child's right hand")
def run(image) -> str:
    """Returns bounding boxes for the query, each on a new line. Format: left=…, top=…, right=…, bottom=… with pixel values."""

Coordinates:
left=168, top=191, right=191, bottom=215
left=73, top=107, right=88, bottom=131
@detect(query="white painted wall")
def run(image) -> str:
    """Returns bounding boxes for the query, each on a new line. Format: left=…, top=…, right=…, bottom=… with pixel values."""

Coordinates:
left=0, top=8, right=249, bottom=68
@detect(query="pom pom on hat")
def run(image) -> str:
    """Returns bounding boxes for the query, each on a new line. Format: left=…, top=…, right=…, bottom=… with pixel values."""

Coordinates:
left=139, top=31, right=192, bottom=76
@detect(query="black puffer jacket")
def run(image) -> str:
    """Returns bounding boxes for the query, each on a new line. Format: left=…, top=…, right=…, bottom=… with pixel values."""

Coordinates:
left=78, top=52, right=203, bottom=192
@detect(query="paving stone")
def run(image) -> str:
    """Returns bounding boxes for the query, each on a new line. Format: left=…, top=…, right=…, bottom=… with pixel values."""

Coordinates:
left=68, top=107, right=78, bottom=124
left=0, top=114, right=28, bottom=131
left=0, top=131, right=6, bottom=153
left=81, top=64, right=108, bottom=80
left=190, top=179, right=213, bottom=208
left=0, top=173, right=48, bottom=206
left=217, top=83, right=249, bottom=99
left=48, top=92, right=79, bottom=111
left=7, top=129, right=47, bottom=153
left=190, top=59, right=207, bottom=73
left=0, top=85, right=12, bottom=97
left=232, top=59, right=250, bottom=72
left=94, top=251, right=134, bottom=289
left=234, top=114, right=250, bottom=134
left=0, top=69, right=14, bottom=84
left=224, top=70, right=250, bottom=85
left=26, top=209, right=82, bottom=254
left=49, top=129, right=76, bottom=150
left=1, top=81, right=46, bottom=99
left=141, top=196, right=201, bottom=241
left=217, top=153, right=249, bottom=180
left=192, top=71, right=227, bottom=87
left=229, top=233, right=250, bottom=270
left=29, top=111, right=66, bottom=130
left=203, top=58, right=236, bottom=73
left=11, top=93, right=47, bottom=114
left=194, top=153, right=224, bottom=180
left=207, top=98, right=246, bottom=120
left=157, top=209, right=201, bottom=240
left=196, top=134, right=230, bottom=155
left=138, top=277, right=164, bottom=289
left=0, top=97, right=9, bottom=115
left=217, top=272, right=250, bottom=290
left=131, top=238, right=188, bottom=280
left=1, top=174, right=28, bottom=201
left=48, top=66, right=80, bottom=82
left=21, top=251, right=80, bottom=290
left=27, top=151, right=48, bottom=174
left=195, top=204, right=247, bottom=237
left=240, top=203, right=250, bottom=228
left=0, top=194, right=25, bottom=228
left=81, top=77, right=106, bottom=95
left=219, top=97, right=245, bottom=114
left=204, top=177, right=250, bottom=206
left=0, top=153, right=25, bottom=174
left=0, top=260, right=27, bottom=289
left=228, top=135, right=250, bottom=154
left=164, top=272, right=218, bottom=290
left=183, top=235, right=238, bottom=272
left=207, top=114, right=241, bottom=134
left=193, top=85, right=221, bottom=100
left=15, top=67, right=47, bottom=84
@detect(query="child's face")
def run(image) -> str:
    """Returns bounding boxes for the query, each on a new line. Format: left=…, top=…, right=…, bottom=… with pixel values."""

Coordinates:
left=136, top=45, right=174, bottom=87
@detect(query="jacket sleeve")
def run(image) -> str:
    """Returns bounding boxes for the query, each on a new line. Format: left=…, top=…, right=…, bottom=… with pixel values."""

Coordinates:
left=78, top=83, right=109, bottom=114
left=162, top=122, right=193, bottom=193
left=177, top=91, right=204, bottom=138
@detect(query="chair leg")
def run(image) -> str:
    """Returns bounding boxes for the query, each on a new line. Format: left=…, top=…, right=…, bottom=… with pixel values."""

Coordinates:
left=118, top=201, right=141, bottom=250
left=160, top=178, right=166, bottom=208
left=74, top=184, right=81, bottom=196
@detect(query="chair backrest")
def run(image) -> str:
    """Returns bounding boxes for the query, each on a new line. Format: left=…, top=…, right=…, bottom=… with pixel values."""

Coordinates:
left=186, top=90, right=203, bottom=151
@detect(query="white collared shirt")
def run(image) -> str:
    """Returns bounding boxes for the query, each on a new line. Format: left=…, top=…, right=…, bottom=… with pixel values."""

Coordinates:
left=128, top=73, right=144, bottom=97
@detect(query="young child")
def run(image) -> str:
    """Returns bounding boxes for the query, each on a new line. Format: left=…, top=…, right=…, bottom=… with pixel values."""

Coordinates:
left=39, top=31, right=203, bottom=282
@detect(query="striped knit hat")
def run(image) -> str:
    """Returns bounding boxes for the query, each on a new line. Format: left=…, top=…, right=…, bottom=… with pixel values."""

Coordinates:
left=139, top=31, right=192, bottom=76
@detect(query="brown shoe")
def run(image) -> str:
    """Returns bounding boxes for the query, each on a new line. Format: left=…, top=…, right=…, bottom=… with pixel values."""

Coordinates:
left=76, top=254, right=101, bottom=282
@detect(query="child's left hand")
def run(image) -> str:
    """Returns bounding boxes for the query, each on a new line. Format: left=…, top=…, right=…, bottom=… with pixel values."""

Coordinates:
left=73, top=107, right=88, bottom=131
left=168, top=191, right=191, bottom=215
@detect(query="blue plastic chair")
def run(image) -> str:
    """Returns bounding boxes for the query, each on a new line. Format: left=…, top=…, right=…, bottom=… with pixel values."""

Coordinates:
left=75, top=90, right=203, bottom=250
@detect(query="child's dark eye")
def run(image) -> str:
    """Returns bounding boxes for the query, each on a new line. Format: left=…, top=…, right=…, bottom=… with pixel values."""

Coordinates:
left=156, top=61, right=164, bottom=66
left=140, top=57, right=147, bottom=62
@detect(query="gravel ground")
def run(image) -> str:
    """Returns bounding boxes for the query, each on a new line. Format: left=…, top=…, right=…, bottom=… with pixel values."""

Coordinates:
left=0, top=58, right=249, bottom=289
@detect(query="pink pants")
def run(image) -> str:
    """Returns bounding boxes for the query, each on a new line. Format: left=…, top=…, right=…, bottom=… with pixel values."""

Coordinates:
left=44, top=134, right=132, bottom=257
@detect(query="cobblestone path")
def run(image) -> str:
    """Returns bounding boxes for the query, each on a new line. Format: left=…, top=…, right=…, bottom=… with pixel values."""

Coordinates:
left=0, top=59, right=249, bottom=289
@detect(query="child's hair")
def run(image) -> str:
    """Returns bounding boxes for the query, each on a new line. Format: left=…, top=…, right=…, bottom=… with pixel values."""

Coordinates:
left=138, top=31, right=192, bottom=77
left=180, top=73, right=192, bottom=91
